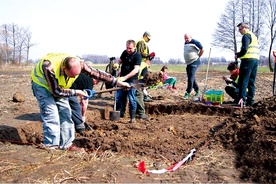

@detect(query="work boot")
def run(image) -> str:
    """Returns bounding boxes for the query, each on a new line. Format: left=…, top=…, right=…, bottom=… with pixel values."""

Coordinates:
left=130, top=110, right=136, bottom=123
left=130, top=118, right=136, bottom=123
left=144, top=96, right=153, bottom=102
left=119, top=110, right=125, bottom=118
left=138, top=114, right=150, bottom=120
left=182, top=93, right=190, bottom=99
left=75, top=122, right=85, bottom=133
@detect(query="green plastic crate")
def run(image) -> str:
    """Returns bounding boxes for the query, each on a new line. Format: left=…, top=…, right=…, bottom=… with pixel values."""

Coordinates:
left=204, top=90, right=224, bottom=104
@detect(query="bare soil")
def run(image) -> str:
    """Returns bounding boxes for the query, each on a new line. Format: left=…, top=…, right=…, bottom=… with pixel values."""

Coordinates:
left=0, top=66, right=275, bottom=183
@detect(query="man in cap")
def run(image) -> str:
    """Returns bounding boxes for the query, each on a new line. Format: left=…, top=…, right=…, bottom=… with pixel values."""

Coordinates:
left=136, top=31, right=155, bottom=120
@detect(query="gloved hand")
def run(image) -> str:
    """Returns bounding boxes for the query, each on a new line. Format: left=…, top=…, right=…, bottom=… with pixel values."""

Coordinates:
left=148, top=52, right=155, bottom=61
left=116, top=80, right=131, bottom=88
left=117, top=76, right=126, bottom=82
left=113, top=63, right=119, bottom=70
left=223, top=76, right=233, bottom=82
left=83, top=89, right=96, bottom=100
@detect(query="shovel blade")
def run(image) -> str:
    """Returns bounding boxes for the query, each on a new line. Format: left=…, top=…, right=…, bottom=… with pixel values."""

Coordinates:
left=110, top=111, right=120, bottom=121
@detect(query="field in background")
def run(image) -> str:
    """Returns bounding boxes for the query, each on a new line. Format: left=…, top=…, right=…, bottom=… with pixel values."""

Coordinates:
left=91, top=64, right=271, bottom=73
left=0, top=63, right=271, bottom=73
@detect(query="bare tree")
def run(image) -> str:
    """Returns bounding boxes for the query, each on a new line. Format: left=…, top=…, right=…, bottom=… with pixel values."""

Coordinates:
left=0, top=23, right=36, bottom=65
left=212, top=0, right=268, bottom=65
left=211, top=0, right=240, bottom=55
left=263, top=0, right=276, bottom=71
left=24, top=27, right=36, bottom=63
left=0, top=24, right=10, bottom=65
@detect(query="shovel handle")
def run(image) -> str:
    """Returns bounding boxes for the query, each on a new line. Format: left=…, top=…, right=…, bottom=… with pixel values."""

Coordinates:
left=273, top=62, right=276, bottom=96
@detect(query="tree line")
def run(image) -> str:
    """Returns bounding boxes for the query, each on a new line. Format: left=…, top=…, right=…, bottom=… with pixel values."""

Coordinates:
left=1, top=0, right=276, bottom=68
left=0, top=23, right=35, bottom=65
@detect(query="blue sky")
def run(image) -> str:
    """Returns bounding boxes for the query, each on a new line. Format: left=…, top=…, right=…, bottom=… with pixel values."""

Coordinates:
left=0, top=0, right=232, bottom=61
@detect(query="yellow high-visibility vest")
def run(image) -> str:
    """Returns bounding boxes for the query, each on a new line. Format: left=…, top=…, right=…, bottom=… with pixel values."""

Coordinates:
left=240, top=31, right=259, bottom=60
left=138, top=61, right=149, bottom=80
left=31, top=53, right=78, bottom=91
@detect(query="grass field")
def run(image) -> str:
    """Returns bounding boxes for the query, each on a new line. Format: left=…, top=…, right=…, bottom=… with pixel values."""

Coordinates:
left=91, top=64, right=272, bottom=73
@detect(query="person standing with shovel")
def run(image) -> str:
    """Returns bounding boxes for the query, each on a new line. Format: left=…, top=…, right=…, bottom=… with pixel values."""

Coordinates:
left=115, top=40, right=142, bottom=123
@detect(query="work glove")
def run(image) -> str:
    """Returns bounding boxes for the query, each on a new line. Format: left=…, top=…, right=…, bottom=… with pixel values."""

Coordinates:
left=117, top=76, right=126, bottom=82
left=113, top=63, right=119, bottom=70
left=83, top=89, right=96, bottom=100
left=148, top=52, right=155, bottom=61
left=225, top=77, right=233, bottom=82
left=116, top=81, right=131, bottom=88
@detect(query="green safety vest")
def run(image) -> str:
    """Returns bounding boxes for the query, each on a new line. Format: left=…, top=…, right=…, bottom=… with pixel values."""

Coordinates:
left=240, top=31, right=259, bottom=60
left=31, top=53, right=78, bottom=91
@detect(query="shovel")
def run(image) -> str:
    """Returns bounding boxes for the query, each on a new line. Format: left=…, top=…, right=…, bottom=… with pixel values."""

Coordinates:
left=109, top=80, right=144, bottom=121
left=273, top=61, right=276, bottom=96
left=110, top=70, right=121, bottom=121
left=110, top=86, right=120, bottom=121
left=201, top=48, right=212, bottom=101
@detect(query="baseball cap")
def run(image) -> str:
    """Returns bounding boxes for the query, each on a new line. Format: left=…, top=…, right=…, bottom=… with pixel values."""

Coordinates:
left=144, top=31, right=151, bottom=39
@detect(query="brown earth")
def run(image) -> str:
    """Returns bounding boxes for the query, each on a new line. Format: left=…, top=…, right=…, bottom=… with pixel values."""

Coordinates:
left=0, top=66, right=275, bottom=183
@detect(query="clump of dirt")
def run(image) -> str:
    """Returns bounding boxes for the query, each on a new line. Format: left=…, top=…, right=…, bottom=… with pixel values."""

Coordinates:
left=143, top=71, right=163, bottom=86
left=214, top=96, right=276, bottom=183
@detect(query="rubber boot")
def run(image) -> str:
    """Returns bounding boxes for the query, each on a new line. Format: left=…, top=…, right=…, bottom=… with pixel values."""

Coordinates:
left=116, top=108, right=125, bottom=118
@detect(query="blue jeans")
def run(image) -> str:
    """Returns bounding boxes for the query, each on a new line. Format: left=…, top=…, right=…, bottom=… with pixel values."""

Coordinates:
left=116, top=82, right=137, bottom=119
left=238, top=58, right=258, bottom=105
left=186, top=58, right=200, bottom=93
left=31, top=82, right=75, bottom=149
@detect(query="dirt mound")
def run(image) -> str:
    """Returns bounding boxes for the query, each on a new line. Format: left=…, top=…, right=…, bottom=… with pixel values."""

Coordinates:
left=214, top=96, right=276, bottom=183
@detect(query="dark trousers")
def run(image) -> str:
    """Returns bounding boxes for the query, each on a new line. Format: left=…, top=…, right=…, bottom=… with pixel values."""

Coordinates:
left=69, top=96, right=85, bottom=131
left=238, top=58, right=258, bottom=105
left=225, top=86, right=238, bottom=100
left=186, top=58, right=200, bottom=93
